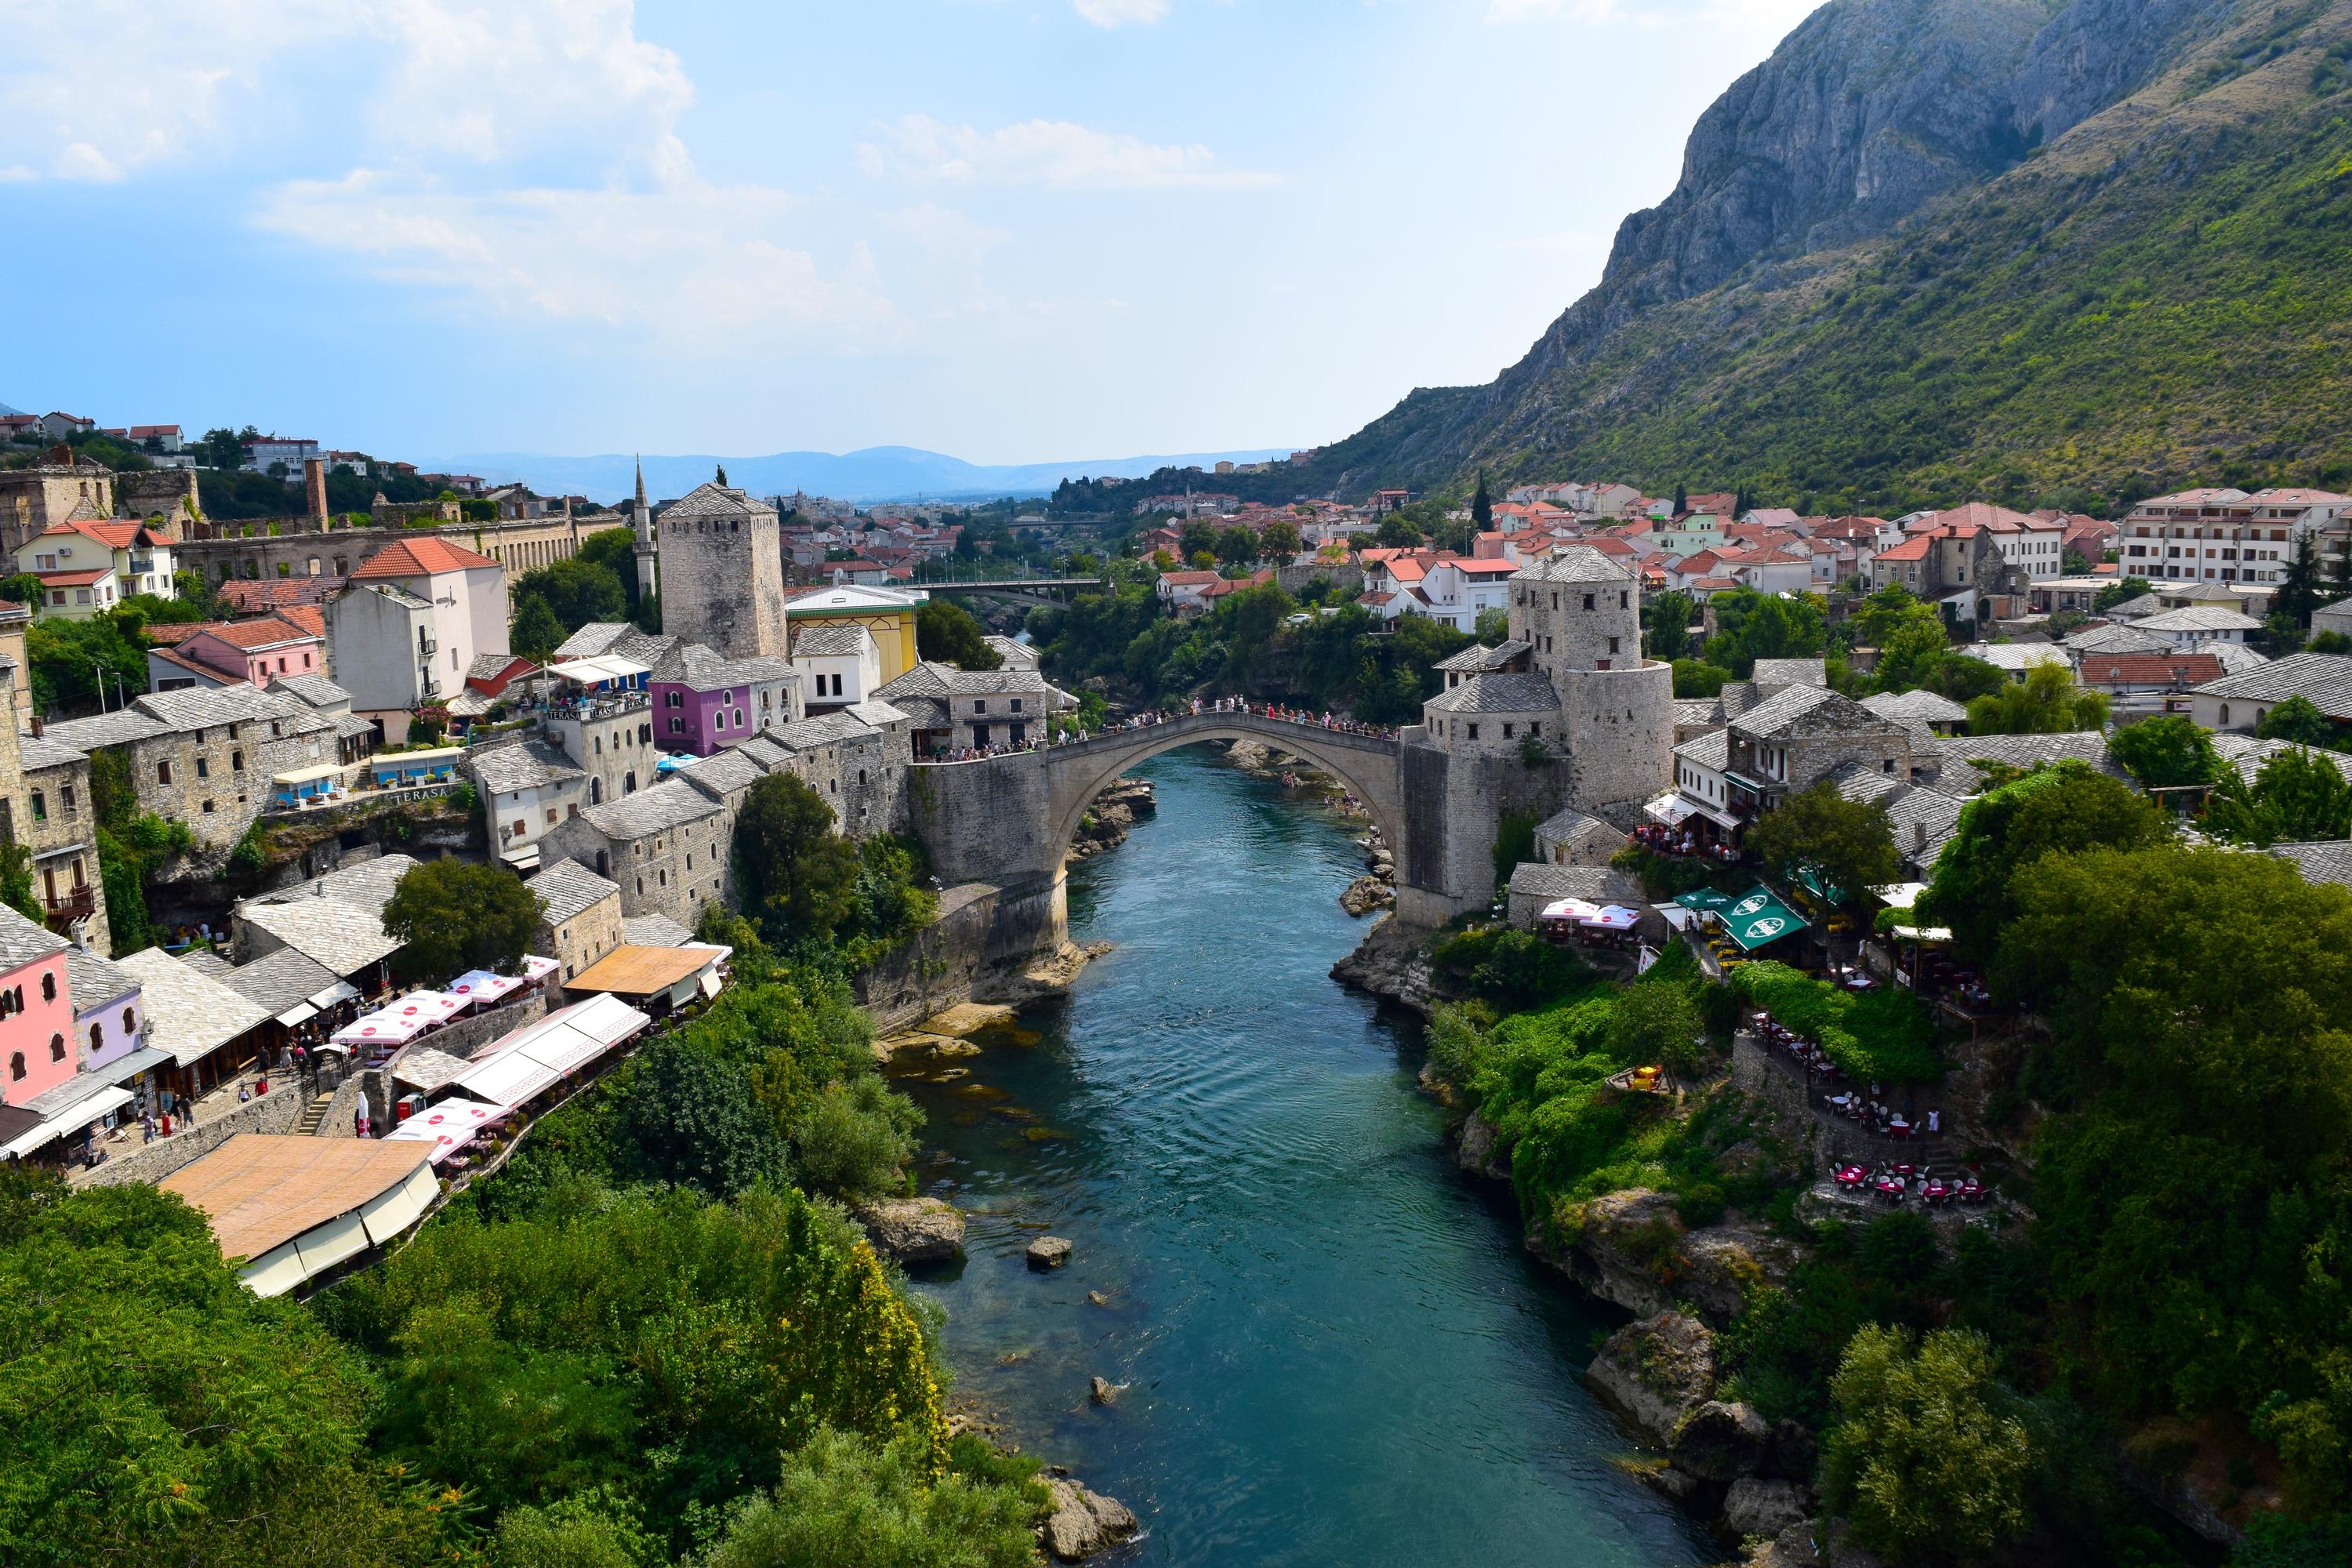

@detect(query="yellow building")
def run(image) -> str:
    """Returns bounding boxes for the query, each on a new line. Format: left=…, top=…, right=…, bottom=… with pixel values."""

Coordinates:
left=782, top=584, right=925, bottom=685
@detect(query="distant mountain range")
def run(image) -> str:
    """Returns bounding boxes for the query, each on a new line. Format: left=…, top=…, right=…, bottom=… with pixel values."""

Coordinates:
left=437, top=445, right=1298, bottom=506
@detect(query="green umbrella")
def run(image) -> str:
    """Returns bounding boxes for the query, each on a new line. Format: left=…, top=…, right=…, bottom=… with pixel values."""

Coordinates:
left=1723, top=885, right=1809, bottom=951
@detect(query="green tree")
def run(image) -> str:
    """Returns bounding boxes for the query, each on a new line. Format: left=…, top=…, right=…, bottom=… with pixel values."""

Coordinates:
left=1703, top=588, right=1827, bottom=677
left=2092, top=576, right=2151, bottom=613
left=1613, top=978, right=1705, bottom=1077
left=703, top=1428, right=1041, bottom=1568
left=575, top=527, right=644, bottom=612
left=513, top=595, right=568, bottom=662
left=1671, top=659, right=1730, bottom=698
left=788, top=1076, right=921, bottom=1200
left=1214, top=524, right=1258, bottom=567
left=2276, top=536, right=2326, bottom=628
left=914, top=600, right=1002, bottom=670
left=1918, top=761, right=2169, bottom=961
left=1470, top=472, right=1493, bottom=534
left=1472, top=605, right=1510, bottom=643
left=2255, top=693, right=2339, bottom=749
left=1744, top=778, right=1900, bottom=913
left=733, top=774, right=860, bottom=943
left=492, top=1491, right=665, bottom=1568
left=1964, top=663, right=2107, bottom=735
left=1919, top=653, right=2006, bottom=705
left=617, top=1035, right=793, bottom=1198
left=381, top=858, right=543, bottom=980
left=0, top=842, right=43, bottom=923
left=1372, top=514, right=1421, bottom=549
left=1259, top=518, right=1301, bottom=558
left=2202, top=745, right=2352, bottom=847
left=1644, top=590, right=1695, bottom=662
left=1820, top=1326, right=2031, bottom=1564
left=514, top=557, right=627, bottom=632
left=2105, top=713, right=2221, bottom=789
left=0, top=572, right=43, bottom=607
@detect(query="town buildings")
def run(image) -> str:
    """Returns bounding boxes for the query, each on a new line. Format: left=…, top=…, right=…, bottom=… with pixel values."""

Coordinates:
left=146, top=614, right=326, bottom=692
left=13, top=518, right=176, bottom=618
left=325, top=538, right=509, bottom=734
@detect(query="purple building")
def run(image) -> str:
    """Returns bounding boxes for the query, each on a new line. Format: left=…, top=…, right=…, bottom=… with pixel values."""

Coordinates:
left=649, top=643, right=804, bottom=757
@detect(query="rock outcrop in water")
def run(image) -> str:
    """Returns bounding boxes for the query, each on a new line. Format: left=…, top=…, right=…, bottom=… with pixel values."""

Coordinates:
left=1041, top=1478, right=1138, bottom=1561
left=851, top=1197, right=965, bottom=1265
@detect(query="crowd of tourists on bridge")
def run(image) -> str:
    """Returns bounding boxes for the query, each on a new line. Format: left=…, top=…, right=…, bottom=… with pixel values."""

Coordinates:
left=1056, top=697, right=1399, bottom=744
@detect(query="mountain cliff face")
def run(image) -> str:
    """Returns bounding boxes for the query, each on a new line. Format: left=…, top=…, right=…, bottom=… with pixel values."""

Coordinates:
left=1261, top=0, right=2349, bottom=512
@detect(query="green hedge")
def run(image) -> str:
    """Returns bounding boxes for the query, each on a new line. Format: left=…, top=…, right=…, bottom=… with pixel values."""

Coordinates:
left=1731, top=960, right=1943, bottom=1083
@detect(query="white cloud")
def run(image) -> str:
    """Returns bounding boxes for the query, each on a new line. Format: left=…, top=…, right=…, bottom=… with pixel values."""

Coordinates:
left=1073, top=0, right=1170, bottom=26
left=255, top=171, right=908, bottom=355
left=858, top=114, right=1277, bottom=191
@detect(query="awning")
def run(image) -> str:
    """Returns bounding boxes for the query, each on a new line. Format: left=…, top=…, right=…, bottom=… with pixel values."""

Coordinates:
left=522, top=955, right=560, bottom=983
left=308, top=979, right=361, bottom=1009
left=1540, top=897, right=1605, bottom=923
left=1874, top=881, right=1931, bottom=911
left=1580, top=906, right=1640, bottom=930
left=1792, top=863, right=1848, bottom=906
left=274, top=1002, right=319, bottom=1029
left=1722, top=886, right=1808, bottom=950
left=447, top=970, right=527, bottom=1007
left=452, top=993, right=651, bottom=1111
left=1, top=1084, right=134, bottom=1159
left=1889, top=924, right=1955, bottom=942
left=1674, top=889, right=1733, bottom=912
left=386, top=1096, right=503, bottom=1163
left=102, top=1044, right=173, bottom=1085
left=333, top=991, right=464, bottom=1047
left=1645, top=791, right=1697, bottom=826
left=698, top=969, right=724, bottom=1000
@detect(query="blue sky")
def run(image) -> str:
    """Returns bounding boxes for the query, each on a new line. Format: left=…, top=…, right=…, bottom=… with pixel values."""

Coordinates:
left=1, top=0, right=1818, bottom=466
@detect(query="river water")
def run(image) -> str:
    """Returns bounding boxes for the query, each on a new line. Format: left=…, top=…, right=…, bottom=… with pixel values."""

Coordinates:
left=890, top=749, right=1710, bottom=1568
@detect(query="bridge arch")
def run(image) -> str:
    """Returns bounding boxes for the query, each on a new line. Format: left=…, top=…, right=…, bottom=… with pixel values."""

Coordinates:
left=1039, top=713, right=1407, bottom=885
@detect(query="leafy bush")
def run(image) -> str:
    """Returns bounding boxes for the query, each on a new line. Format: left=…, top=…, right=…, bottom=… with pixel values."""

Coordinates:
left=1820, top=1327, right=2031, bottom=1564
left=1429, top=927, right=1592, bottom=1010
left=701, top=1427, right=1041, bottom=1568
left=1730, top=961, right=1941, bottom=1083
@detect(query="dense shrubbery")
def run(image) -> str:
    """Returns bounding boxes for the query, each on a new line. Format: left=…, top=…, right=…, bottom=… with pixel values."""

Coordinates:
left=1428, top=926, right=1592, bottom=1011
left=1729, top=960, right=1942, bottom=1084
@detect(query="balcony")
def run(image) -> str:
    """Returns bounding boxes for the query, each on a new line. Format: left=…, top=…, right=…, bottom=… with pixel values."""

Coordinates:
left=42, top=886, right=96, bottom=931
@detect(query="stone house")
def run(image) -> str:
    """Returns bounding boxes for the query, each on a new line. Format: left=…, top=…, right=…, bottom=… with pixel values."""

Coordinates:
left=45, top=684, right=339, bottom=851
left=1721, top=685, right=1913, bottom=823
left=1532, top=807, right=1626, bottom=867
left=467, top=736, right=586, bottom=872
left=2189, top=652, right=2352, bottom=733
left=525, top=856, right=626, bottom=989
left=650, top=641, right=803, bottom=755
left=789, top=622, right=881, bottom=713
left=0, top=445, right=115, bottom=554
left=540, top=775, right=735, bottom=927
left=657, top=481, right=791, bottom=661
left=15, top=729, right=109, bottom=952
left=872, top=662, right=1073, bottom=755
left=544, top=695, right=659, bottom=808
left=757, top=707, right=910, bottom=837
left=327, top=537, right=510, bottom=731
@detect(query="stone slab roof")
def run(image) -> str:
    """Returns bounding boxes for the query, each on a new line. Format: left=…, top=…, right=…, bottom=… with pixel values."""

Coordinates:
left=576, top=776, right=724, bottom=840
left=220, top=947, right=342, bottom=1018
left=271, top=673, right=351, bottom=712
left=1675, top=729, right=1730, bottom=771
left=2212, top=735, right=2352, bottom=788
left=114, top=948, right=274, bottom=1066
left=1911, top=732, right=2118, bottom=797
left=1730, top=684, right=1889, bottom=741
left=768, top=711, right=884, bottom=751
left=64, top=946, right=139, bottom=1011
left=1750, top=658, right=1828, bottom=688
left=1433, top=640, right=1530, bottom=673
left=1672, top=698, right=1724, bottom=729
left=622, top=913, right=697, bottom=947
left=2193, top=652, right=2352, bottom=720
left=528, top=856, right=621, bottom=927
left=0, top=906, right=68, bottom=971
left=2063, top=622, right=2173, bottom=656
left=2139, top=605, right=2263, bottom=633
left=1861, top=688, right=1967, bottom=724
left=789, top=623, right=873, bottom=658
left=16, top=731, right=87, bottom=771
left=1512, top=546, right=1632, bottom=585
left=1422, top=671, right=1559, bottom=715
left=1504, top=862, right=1642, bottom=903
left=2270, top=840, right=2352, bottom=889
left=469, top=738, right=584, bottom=794
left=680, top=748, right=768, bottom=802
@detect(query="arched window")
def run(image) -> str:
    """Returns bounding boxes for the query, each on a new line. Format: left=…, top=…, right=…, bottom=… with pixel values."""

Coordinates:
left=49, top=1033, right=65, bottom=1062
left=123, top=1007, right=135, bottom=1033
left=41, top=972, right=56, bottom=1002
left=90, top=1023, right=103, bottom=1056
left=7, top=1052, right=21, bottom=1081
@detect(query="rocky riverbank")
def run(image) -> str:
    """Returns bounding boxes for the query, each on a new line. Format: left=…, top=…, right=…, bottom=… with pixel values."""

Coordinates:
left=1067, top=777, right=1155, bottom=863
left=1329, top=913, right=1439, bottom=1015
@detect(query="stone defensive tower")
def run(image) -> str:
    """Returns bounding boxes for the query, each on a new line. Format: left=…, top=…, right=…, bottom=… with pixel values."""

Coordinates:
left=655, top=474, right=789, bottom=660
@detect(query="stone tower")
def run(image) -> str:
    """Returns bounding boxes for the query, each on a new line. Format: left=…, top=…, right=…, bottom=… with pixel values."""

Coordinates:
left=654, top=478, right=788, bottom=659
left=1508, top=546, right=1674, bottom=810
left=631, top=456, right=658, bottom=604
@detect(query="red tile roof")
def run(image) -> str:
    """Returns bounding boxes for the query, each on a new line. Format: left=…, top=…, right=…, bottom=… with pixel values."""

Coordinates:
left=350, top=537, right=501, bottom=579
left=194, top=615, right=318, bottom=650
left=35, top=568, right=113, bottom=586
left=36, top=518, right=168, bottom=550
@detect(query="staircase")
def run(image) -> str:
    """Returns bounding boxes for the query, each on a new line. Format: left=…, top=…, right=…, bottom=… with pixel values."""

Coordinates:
left=294, top=1090, right=335, bottom=1137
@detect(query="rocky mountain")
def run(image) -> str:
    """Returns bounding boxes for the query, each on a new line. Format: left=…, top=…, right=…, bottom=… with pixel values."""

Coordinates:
left=1248, top=0, right=2352, bottom=514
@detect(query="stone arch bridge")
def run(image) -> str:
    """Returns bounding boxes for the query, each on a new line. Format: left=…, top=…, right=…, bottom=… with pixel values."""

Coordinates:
left=907, top=710, right=1479, bottom=946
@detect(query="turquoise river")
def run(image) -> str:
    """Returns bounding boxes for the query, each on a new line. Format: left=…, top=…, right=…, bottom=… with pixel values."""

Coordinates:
left=889, top=748, right=1711, bottom=1567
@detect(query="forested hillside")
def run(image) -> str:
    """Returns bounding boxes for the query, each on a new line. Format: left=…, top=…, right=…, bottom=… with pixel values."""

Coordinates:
left=1218, top=0, right=2352, bottom=514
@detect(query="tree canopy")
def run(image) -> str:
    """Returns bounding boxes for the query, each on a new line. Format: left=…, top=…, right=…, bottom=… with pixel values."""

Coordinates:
left=380, top=858, right=543, bottom=980
left=914, top=599, right=1003, bottom=670
left=1820, top=1326, right=2031, bottom=1564
left=2105, top=714, right=2222, bottom=789
left=732, top=774, right=861, bottom=944
left=514, top=557, right=627, bottom=633
left=1964, top=662, right=2107, bottom=735
left=1916, top=762, right=2169, bottom=960
left=1743, top=778, right=1900, bottom=913
left=2202, top=745, right=2352, bottom=848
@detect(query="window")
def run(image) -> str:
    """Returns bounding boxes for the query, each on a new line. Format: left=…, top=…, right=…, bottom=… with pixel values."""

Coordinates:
left=670, top=716, right=684, bottom=734
left=158, top=760, right=172, bottom=785
left=666, top=690, right=682, bottom=708
left=60, top=786, right=73, bottom=812
left=1467, top=724, right=1479, bottom=741
left=89, top=1023, right=102, bottom=1056
left=1582, top=593, right=1595, bottom=611
left=196, top=757, right=209, bottom=779
left=41, top=973, right=54, bottom=1002
left=29, top=790, right=44, bottom=822
left=974, top=699, right=988, bottom=714
left=1503, top=723, right=1515, bottom=739
left=7, top=1053, right=20, bottom=1082
left=123, top=1007, right=133, bottom=1033
left=49, top=1033, right=64, bottom=1063
left=231, top=750, right=243, bottom=771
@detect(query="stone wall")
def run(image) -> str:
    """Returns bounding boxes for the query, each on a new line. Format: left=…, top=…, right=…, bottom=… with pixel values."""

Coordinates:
left=120, top=469, right=199, bottom=534
left=1561, top=659, right=1675, bottom=811
left=176, top=515, right=590, bottom=591
left=909, top=753, right=1059, bottom=886
left=79, top=1076, right=308, bottom=1189
left=1276, top=561, right=1363, bottom=597
left=855, top=877, right=1068, bottom=1033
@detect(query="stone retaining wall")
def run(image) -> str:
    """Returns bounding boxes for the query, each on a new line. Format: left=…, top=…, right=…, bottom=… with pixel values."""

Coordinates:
left=80, top=1078, right=308, bottom=1189
left=855, top=878, right=1065, bottom=1033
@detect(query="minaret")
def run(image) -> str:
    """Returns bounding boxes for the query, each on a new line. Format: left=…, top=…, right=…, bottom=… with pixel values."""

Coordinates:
left=631, top=456, right=658, bottom=604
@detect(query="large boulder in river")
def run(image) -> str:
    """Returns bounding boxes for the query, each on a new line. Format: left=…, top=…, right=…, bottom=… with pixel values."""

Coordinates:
left=1042, top=1478, right=1138, bottom=1560
left=1671, top=1399, right=1772, bottom=1482
left=1027, top=1235, right=1073, bottom=1269
left=1584, top=1310, right=1719, bottom=1448
left=852, top=1197, right=964, bottom=1265
left=1537, top=1187, right=1795, bottom=1323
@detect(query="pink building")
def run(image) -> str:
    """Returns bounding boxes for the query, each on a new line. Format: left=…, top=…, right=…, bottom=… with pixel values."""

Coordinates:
left=0, top=907, right=77, bottom=1109
left=147, top=613, right=327, bottom=691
